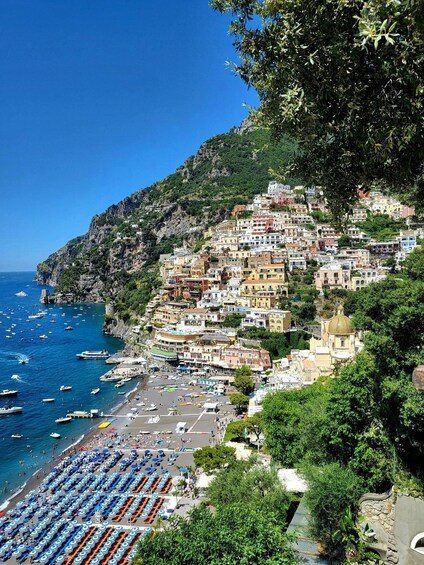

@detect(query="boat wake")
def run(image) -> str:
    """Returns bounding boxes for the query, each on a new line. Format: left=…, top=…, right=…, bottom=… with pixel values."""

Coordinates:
left=11, top=374, right=26, bottom=383
left=0, top=352, right=30, bottom=364
left=17, top=353, right=30, bottom=364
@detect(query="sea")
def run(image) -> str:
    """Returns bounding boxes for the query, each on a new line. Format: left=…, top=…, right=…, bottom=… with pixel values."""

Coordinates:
left=0, top=272, right=125, bottom=506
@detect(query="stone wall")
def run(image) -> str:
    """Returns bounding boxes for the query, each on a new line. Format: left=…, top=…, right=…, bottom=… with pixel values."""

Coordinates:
left=359, top=491, right=424, bottom=564
left=358, top=490, right=398, bottom=564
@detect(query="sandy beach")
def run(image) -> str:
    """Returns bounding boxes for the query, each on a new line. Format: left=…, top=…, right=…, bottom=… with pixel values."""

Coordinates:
left=0, top=363, right=233, bottom=564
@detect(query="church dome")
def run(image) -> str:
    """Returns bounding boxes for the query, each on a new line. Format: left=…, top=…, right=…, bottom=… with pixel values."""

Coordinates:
left=328, top=305, right=354, bottom=335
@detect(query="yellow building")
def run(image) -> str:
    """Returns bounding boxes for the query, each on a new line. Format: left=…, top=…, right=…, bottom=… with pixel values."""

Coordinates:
left=242, top=293, right=278, bottom=309
left=240, top=278, right=288, bottom=298
left=268, top=310, right=292, bottom=332
left=247, top=263, right=286, bottom=282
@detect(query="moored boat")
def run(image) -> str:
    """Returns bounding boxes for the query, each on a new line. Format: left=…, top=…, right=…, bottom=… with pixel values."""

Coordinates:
left=55, top=416, right=72, bottom=424
left=76, top=349, right=109, bottom=360
left=11, top=433, right=23, bottom=438
left=99, top=373, right=122, bottom=382
left=59, top=386, right=72, bottom=392
left=50, top=432, right=61, bottom=439
left=42, top=398, right=55, bottom=403
left=0, top=389, right=18, bottom=397
left=0, top=406, right=22, bottom=415
left=64, top=326, right=73, bottom=331
left=91, top=388, right=100, bottom=395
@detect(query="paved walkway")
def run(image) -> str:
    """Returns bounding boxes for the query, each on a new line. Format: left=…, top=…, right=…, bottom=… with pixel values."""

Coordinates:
left=287, top=499, right=328, bottom=564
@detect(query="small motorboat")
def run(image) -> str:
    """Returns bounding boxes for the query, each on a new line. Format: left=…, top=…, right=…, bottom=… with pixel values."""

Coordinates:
left=39, top=335, right=48, bottom=339
left=11, top=433, right=23, bottom=439
left=19, top=359, right=28, bottom=364
left=0, top=389, right=18, bottom=397
left=50, top=432, right=61, bottom=439
left=0, top=406, right=23, bottom=415
left=115, top=382, right=124, bottom=388
left=91, top=388, right=100, bottom=395
left=42, top=398, right=55, bottom=403
left=64, top=326, right=73, bottom=331
left=59, top=386, right=72, bottom=392
left=55, top=416, right=72, bottom=424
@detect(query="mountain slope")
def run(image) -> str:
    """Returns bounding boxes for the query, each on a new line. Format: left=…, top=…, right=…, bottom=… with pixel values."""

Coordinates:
left=36, top=124, right=297, bottom=310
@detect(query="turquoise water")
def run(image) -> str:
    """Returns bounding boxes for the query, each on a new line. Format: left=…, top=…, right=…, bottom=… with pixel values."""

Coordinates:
left=0, top=272, right=124, bottom=504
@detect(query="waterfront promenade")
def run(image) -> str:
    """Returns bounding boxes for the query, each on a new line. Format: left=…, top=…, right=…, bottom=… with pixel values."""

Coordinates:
left=0, top=368, right=233, bottom=564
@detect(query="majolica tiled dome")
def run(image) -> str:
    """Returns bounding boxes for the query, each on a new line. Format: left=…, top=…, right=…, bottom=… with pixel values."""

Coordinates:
left=328, top=305, right=354, bottom=335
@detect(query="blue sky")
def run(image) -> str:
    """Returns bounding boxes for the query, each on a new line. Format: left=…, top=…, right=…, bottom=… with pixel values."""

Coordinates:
left=0, top=0, right=258, bottom=271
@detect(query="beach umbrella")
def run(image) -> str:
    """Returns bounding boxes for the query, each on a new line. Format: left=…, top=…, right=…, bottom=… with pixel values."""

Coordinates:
left=179, top=468, right=189, bottom=474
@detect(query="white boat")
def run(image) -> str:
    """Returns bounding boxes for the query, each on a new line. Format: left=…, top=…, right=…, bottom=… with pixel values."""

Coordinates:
left=91, top=388, right=100, bottom=395
left=99, top=373, right=122, bottom=382
left=76, top=350, right=109, bottom=360
left=0, top=406, right=22, bottom=415
left=120, top=377, right=132, bottom=383
left=39, top=335, right=48, bottom=339
left=11, top=433, right=23, bottom=438
left=115, top=382, right=124, bottom=388
left=64, top=326, right=73, bottom=331
left=50, top=432, right=61, bottom=439
left=55, top=416, right=72, bottom=424
left=0, top=389, right=18, bottom=397
left=59, top=386, right=72, bottom=392
left=15, top=291, right=28, bottom=297
left=42, top=398, right=55, bottom=403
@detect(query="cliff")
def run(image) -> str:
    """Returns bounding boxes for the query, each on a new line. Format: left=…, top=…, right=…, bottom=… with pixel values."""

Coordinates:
left=36, top=125, right=297, bottom=312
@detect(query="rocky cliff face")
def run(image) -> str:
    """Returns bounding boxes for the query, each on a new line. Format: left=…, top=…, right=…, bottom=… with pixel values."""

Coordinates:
left=36, top=125, right=297, bottom=308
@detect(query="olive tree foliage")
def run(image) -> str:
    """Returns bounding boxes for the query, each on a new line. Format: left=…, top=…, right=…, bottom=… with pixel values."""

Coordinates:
left=211, top=0, right=424, bottom=215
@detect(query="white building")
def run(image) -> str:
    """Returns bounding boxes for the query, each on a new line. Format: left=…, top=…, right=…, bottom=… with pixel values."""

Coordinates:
left=351, top=268, right=387, bottom=291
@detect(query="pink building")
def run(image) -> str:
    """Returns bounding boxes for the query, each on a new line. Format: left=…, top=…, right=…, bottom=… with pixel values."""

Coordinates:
left=221, top=345, right=271, bottom=372
left=401, top=205, right=415, bottom=219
